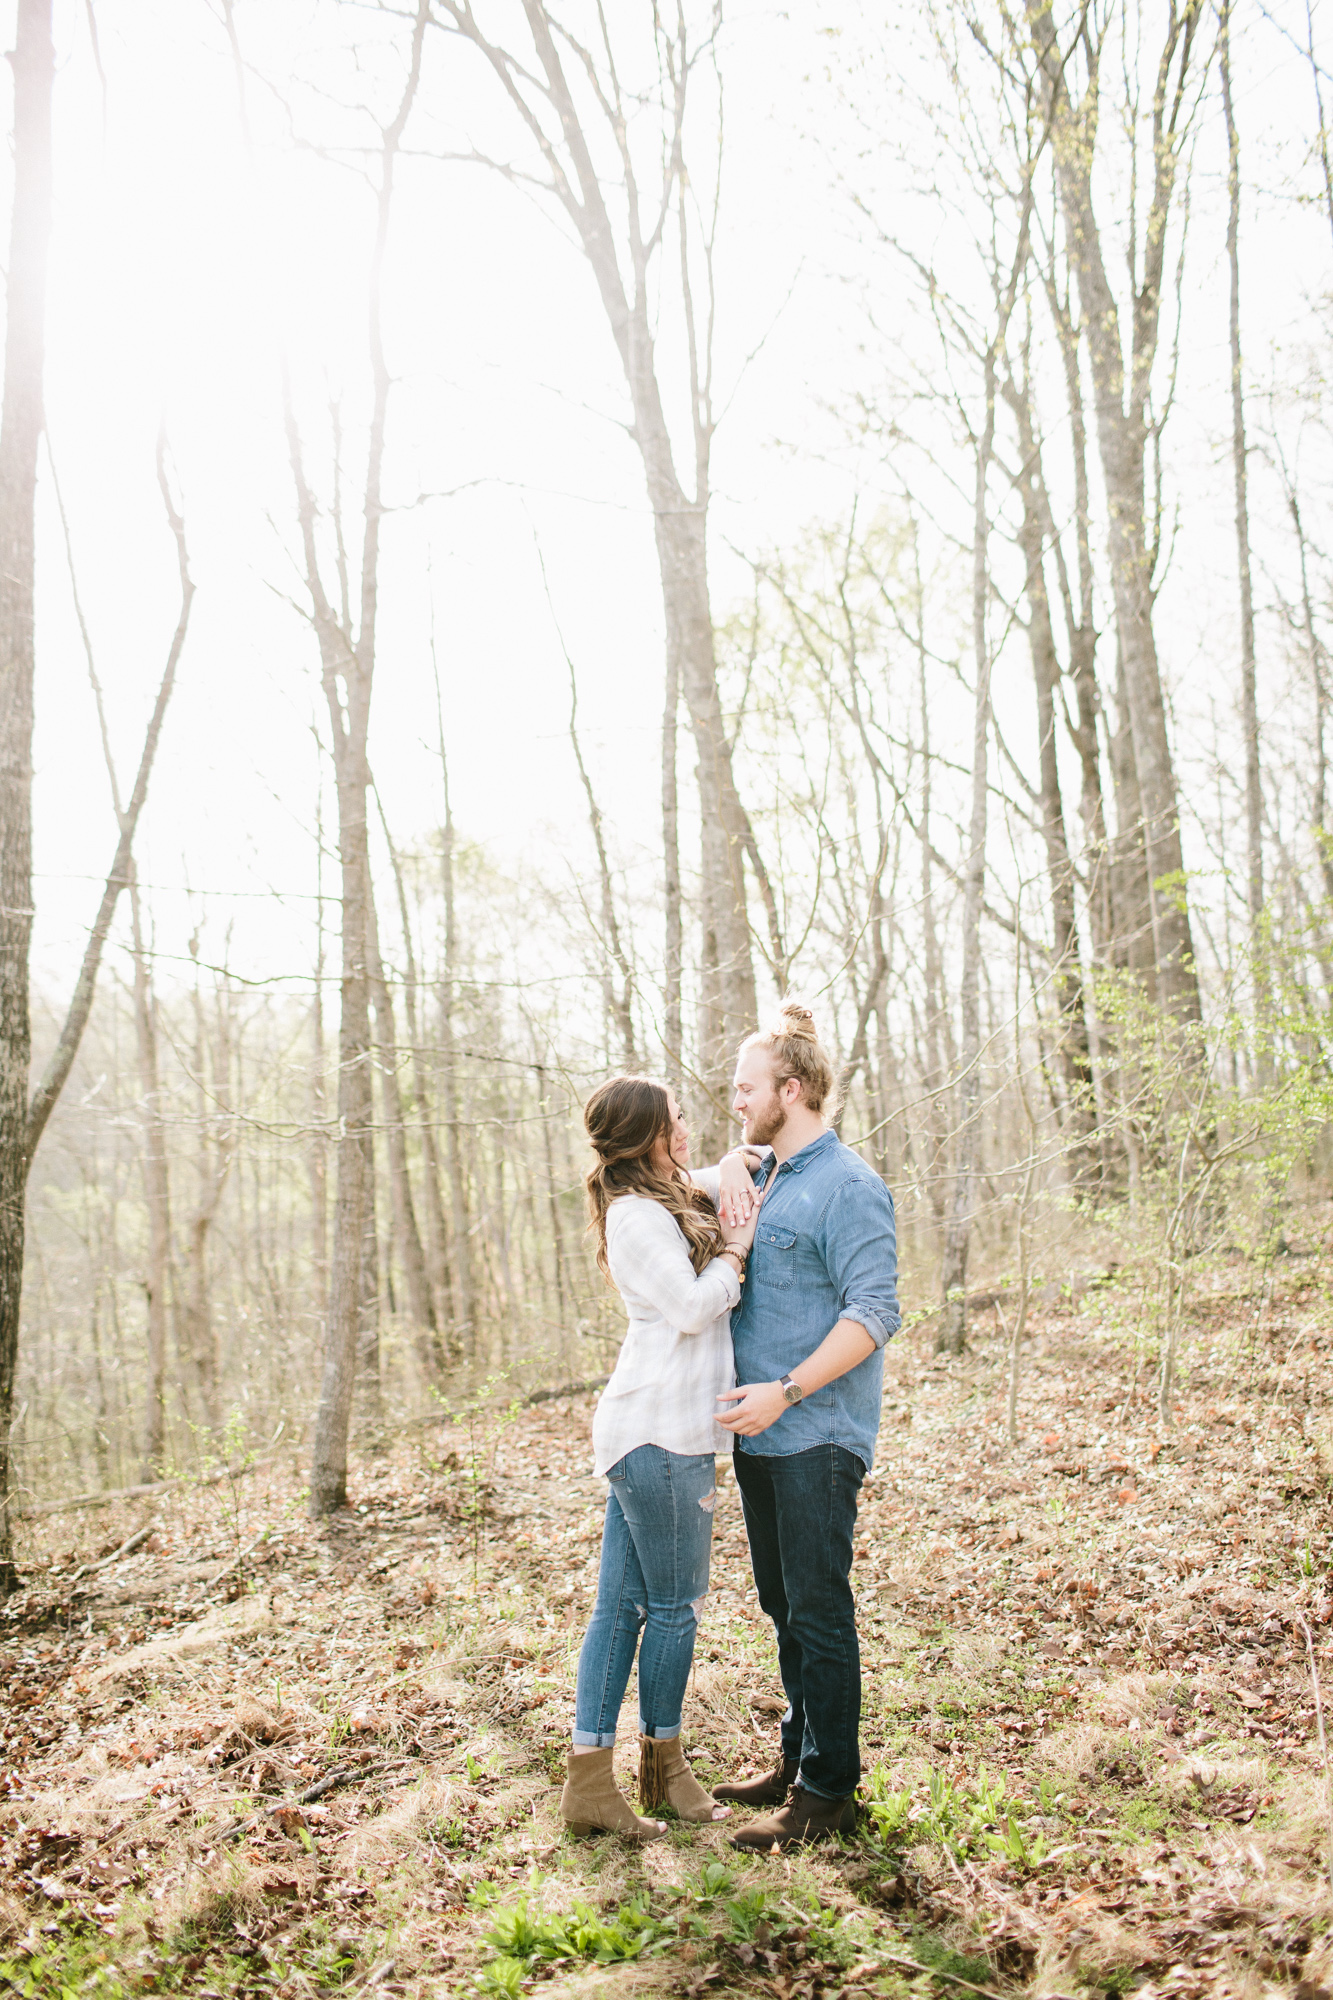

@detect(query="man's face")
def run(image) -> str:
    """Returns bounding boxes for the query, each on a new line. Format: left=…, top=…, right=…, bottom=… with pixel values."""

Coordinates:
left=732, top=1046, right=789, bottom=1147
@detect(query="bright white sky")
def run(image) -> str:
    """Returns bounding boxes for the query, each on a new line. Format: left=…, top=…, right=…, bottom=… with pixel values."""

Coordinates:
left=18, top=0, right=1333, bottom=1022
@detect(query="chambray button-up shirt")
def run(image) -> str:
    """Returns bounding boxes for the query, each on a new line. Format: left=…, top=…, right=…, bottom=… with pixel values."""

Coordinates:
left=730, top=1128, right=900, bottom=1472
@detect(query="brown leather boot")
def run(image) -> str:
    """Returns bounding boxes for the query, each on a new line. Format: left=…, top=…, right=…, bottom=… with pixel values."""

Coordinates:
left=559, top=1749, right=666, bottom=1841
left=711, top=1752, right=798, bottom=1807
left=727, top=1783, right=857, bottom=1853
left=638, top=1736, right=728, bottom=1822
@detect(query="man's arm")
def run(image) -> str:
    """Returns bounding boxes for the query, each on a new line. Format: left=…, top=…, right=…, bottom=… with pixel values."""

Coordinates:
left=715, top=1173, right=899, bottom=1437
left=715, top=1319, right=875, bottom=1436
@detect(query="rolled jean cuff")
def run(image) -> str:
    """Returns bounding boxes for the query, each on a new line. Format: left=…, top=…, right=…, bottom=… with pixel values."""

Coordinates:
left=572, top=1728, right=617, bottom=1748
left=639, top=1719, right=682, bottom=1740
left=796, top=1770, right=853, bottom=1801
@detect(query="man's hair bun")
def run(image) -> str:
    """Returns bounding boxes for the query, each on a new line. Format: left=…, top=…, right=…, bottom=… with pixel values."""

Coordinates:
left=740, top=999, right=838, bottom=1116
left=778, top=1002, right=818, bottom=1040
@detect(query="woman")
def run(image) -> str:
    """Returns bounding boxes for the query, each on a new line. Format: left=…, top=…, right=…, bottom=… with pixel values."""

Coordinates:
left=560, top=1076, right=762, bottom=1841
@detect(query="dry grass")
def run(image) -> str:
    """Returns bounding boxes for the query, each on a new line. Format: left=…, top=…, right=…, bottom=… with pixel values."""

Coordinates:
left=2, top=1223, right=1333, bottom=1997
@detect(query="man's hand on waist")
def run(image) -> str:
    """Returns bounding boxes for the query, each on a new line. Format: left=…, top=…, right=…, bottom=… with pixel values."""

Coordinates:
left=715, top=1380, right=787, bottom=1436
left=717, top=1319, right=877, bottom=1436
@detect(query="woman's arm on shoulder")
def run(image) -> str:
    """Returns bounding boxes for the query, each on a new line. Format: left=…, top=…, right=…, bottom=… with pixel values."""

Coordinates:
left=715, top=1147, right=766, bottom=1229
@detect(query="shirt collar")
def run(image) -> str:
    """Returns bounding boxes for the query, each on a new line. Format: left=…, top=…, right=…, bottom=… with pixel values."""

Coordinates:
left=771, top=1127, right=838, bottom=1176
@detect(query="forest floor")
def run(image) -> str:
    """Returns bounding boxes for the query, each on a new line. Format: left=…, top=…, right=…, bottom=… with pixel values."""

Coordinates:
left=3, top=1223, right=1333, bottom=2000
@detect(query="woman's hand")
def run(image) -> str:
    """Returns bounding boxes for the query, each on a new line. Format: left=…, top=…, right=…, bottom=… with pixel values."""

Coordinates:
left=722, top=1188, right=764, bottom=1254
left=717, top=1148, right=763, bottom=1231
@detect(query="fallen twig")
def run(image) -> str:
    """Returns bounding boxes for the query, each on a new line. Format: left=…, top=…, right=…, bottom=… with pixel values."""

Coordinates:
left=1295, top=1610, right=1333, bottom=1892
left=214, top=1761, right=374, bottom=1843
left=17, top=1455, right=282, bottom=1520
left=300, top=1764, right=355, bottom=1804
left=208, top=1530, right=271, bottom=1592
left=874, top=1950, right=1005, bottom=2000
left=67, top=1519, right=157, bottom=1586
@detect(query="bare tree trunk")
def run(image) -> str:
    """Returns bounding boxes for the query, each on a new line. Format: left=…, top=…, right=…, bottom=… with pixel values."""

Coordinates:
left=917, top=619, right=952, bottom=1229
left=309, top=781, right=329, bottom=1322
left=936, top=174, right=1032, bottom=1354
left=180, top=956, right=234, bottom=1429
left=1040, top=235, right=1116, bottom=970
left=357, top=1097, right=383, bottom=1416
left=1107, top=642, right=1158, bottom=990
left=1219, top=2, right=1263, bottom=952
left=2, top=11, right=197, bottom=1579
left=366, top=883, right=438, bottom=1369
left=431, top=677, right=474, bottom=1356
left=662, top=650, right=683, bottom=1078
left=1028, top=0, right=1202, bottom=1023
left=536, top=1061, right=568, bottom=1338
left=1291, top=488, right=1333, bottom=907
left=128, top=883, right=171, bottom=1477
left=0, top=0, right=51, bottom=1580
left=300, top=1, right=428, bottom=1514
left=378, top=799, right=453, bottom=1341
left=938, top=504, right=994, bottom=1355
left=562, top=635, right=636, bottom=1068
left=1006, top=366, right=1096, bottom=1170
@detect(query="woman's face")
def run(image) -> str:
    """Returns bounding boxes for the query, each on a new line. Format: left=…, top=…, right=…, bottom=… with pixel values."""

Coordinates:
left=648, top=1091, right=690, bottom=1175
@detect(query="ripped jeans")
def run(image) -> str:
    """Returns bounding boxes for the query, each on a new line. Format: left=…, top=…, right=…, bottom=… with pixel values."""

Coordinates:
left=573, top=1445, right=717, bottom=1746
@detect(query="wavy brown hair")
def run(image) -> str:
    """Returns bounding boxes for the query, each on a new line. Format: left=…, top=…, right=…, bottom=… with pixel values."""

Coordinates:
left=583, top=1076, right=725, bottom=1280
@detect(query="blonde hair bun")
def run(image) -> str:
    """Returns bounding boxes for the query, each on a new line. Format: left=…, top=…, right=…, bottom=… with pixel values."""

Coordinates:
left=777, top=1001, right=818, bottom=1040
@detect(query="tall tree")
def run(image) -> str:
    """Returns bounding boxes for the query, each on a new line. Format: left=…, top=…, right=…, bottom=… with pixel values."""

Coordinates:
left=431, top=1, right=759, bottom=1136
left=293, top=0, right=430, bottom=1516
left=377, top=799, right=454, bottom=1342
left=366, top=884, right=440, bottom=1363
left=57, top=432, right=196, bottom=1470
left=1026, top=0, right=1204, bottom=1022
left=0, top=0, right=54, bottom=1588
left=1218, top=0, right=1263, bottom=955
left=127, top=885, right=172, bottom=1476
left=0, top=0, right=190, bottom=1573
left=1003, top=344, right=1096, bottom=1166
left=937, top=212, right=1032, bottom=1354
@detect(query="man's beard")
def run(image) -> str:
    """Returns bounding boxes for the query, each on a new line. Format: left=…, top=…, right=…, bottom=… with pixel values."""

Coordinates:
left=744, top=1096, right=787, bottom=1148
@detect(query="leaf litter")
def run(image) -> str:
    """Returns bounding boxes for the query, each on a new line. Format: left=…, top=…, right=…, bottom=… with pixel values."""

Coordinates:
left=1, top=1233, right=1332, bottom=1997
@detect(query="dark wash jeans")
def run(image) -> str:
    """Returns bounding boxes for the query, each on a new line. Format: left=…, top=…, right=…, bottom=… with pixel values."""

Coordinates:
left=733, top=1442, right=865, bottom=1799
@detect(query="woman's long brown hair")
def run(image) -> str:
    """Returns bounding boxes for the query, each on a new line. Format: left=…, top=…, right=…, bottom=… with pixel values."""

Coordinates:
left=583, top=1077, right=725, bottom=1279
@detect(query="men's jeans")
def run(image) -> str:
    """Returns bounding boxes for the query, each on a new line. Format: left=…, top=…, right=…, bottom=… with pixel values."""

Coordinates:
left=733, top=1443, right=865, bottom=1799
left=573, top=1445, right=716, bottom=1746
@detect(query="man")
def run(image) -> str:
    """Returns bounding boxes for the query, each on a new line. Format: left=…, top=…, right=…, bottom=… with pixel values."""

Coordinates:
left=713, top=1001, right=900, bottom=1852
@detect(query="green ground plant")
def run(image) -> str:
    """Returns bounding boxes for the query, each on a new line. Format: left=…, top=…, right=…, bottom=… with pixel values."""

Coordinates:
left=864, top=1763, right=1050, bottom=1867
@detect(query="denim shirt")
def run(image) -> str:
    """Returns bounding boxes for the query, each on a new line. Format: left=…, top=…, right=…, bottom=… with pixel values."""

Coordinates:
left=731, top=1129, right=900, bottom=1472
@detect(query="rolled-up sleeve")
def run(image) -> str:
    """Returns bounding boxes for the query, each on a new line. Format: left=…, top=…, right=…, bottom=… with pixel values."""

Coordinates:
left=606, top=1199, right=740, bottom=1334
left=818, top=1175, right=901, bottom=1348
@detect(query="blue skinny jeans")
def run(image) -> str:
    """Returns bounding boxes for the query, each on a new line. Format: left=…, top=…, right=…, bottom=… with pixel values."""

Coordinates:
left=573, top=1444, right=716, bottom=1745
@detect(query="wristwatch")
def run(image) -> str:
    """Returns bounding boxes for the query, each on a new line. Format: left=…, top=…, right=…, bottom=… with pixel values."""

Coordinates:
left=779, top=1373, right=803, bottom=1406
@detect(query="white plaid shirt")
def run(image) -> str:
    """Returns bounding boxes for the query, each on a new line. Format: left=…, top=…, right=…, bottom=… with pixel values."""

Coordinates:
left=591, top=1188, right=740, bottom=1477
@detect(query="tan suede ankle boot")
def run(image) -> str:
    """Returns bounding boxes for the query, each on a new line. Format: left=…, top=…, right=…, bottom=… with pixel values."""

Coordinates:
left=638, top=1735, right=727, bottom=1822
left=559, top=1749, right=666, bottom=1841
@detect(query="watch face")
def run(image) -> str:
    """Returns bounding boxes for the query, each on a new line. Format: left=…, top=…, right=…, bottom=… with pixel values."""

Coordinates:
left=783, top=1381, right=802, bottom=1405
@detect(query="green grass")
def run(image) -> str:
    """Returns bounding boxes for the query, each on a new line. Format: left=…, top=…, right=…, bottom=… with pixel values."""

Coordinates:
left=908, top=1926, right=998, bottom=1993
left=1119, top=1794, right=1171, bottom=1838
left=0, top=1932, right=130, bottom=2000
left=469, top=1861, right=860, bottom=1994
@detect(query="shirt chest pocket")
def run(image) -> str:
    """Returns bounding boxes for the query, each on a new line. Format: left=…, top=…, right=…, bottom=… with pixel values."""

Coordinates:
left=754, top=1224, right=799, bottom=1286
